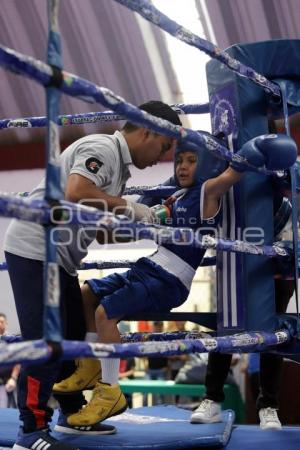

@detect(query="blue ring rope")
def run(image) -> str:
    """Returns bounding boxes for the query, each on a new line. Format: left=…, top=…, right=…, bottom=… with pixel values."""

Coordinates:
left=0, top=193, right=292, bottom=259
left=0, top=45, right=283, bottom=177
left=113, top=0, right=281, bottom=99
left=9, top=185, right=178, bottom=198
left=0, top=329, right=291, bottom=367
left=123, top=185, right=177, bottom=196
left=0, top=256, right=217, bottom=272
left=0, top=103, right=210, bottom=129
left=0, top=331, right=210, bottom=344
left=79, top=256, right=217, bottom=270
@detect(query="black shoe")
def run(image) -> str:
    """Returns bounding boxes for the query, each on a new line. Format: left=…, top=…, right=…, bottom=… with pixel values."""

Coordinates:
left=54, top=412, right=116, bottom=435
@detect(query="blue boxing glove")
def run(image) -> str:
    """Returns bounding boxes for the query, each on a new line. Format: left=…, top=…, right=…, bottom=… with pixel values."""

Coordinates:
left=230, top=134, right=297, bottom=172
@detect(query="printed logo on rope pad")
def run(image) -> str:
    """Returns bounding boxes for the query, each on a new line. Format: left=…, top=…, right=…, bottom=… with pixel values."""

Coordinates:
left=7, top=119, right=32, bottom=128
left=85, top=157, right=103, bottom=174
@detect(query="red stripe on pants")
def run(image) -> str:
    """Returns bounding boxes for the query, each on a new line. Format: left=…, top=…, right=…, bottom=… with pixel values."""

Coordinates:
left=26, top=376, right=46, bottom=429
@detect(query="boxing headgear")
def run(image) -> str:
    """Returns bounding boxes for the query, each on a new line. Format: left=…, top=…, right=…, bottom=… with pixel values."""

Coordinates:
left=174, top=131, right=227, bottom=186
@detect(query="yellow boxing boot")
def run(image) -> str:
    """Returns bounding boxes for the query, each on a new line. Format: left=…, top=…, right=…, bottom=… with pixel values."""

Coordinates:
left=67, top=382, right=127, bottom=425
left=53, top=358, right=101, bottom=394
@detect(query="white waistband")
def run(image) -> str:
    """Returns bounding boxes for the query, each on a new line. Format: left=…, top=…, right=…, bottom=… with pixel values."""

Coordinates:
left=148, top=246, right=195, bottom=291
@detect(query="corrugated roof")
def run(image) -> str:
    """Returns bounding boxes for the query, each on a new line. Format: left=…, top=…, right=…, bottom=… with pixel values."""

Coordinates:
left=2, top=0, right=299, bottom=149
left=0, top=0, right=181, bottom=145
left=198, top=0, right=300, bottom=48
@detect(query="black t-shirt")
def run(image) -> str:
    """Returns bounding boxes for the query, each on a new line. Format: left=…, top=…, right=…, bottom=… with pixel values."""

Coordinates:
left=148, top=357, right=168, bottom=370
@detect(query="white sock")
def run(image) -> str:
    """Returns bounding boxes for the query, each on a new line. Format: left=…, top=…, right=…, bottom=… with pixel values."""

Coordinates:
left=100, top=358, right=120, bottom=385
left=85, top=332, right=98, bottom=343
left=85, top=333, right=101, bottom=368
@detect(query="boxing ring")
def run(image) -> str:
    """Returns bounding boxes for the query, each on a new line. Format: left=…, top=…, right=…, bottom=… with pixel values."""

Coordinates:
left=1, top=0, right=300, bottom=448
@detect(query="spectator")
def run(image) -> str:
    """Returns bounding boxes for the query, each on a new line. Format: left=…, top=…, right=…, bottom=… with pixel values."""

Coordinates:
left=145, top=322, right=169, bottom=405
left=167, top=322, right=189, bottom=380
left=119, top=358, right=136, bottom=408
left=0, top=313, right=20, bottom=408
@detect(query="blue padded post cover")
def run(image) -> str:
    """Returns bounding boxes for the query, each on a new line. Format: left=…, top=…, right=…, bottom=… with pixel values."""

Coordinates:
left=206, top=40, right=300, bottom=333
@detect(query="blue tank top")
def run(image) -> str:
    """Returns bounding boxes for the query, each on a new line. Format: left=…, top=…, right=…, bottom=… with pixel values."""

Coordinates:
left=163, top=183, right=222, bottom=269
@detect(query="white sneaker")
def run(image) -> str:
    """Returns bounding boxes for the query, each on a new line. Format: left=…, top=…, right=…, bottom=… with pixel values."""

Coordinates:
left=259, top=407, right=282, bottom=430
left=190, top=399, right=221, bottom=424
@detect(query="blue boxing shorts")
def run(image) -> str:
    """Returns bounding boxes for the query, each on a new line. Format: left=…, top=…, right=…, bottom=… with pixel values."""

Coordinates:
left=85, top=257, right=189, bottom=319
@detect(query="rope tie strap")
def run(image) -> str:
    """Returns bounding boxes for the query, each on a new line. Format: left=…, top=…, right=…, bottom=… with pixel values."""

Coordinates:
left=45, top=64, right=64, bottom=88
